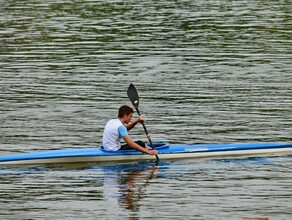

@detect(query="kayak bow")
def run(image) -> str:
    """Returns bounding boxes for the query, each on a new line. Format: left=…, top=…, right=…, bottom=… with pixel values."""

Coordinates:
left=0, top=142, right=292, bottom=165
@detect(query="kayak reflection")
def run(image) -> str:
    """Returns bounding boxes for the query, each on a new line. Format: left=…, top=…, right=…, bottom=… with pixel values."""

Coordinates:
left=102, top=162, right=158, bottom=212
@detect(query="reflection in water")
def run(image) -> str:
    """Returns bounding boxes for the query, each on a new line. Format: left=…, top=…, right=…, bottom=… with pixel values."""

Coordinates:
left=102, top=162, right=158, bottom=216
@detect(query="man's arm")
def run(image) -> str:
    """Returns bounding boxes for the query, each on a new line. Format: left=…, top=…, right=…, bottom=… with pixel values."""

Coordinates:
left=125, top=116, right=144, bottom=131
left=123, top=136, right=157, bottom=155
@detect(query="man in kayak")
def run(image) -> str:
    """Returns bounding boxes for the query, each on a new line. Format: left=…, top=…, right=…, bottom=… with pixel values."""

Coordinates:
left=102, top=105, right=158, bottom=156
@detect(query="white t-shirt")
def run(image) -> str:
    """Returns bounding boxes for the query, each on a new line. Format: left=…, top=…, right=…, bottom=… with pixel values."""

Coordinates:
left=102, top=119, right=129, bottom=151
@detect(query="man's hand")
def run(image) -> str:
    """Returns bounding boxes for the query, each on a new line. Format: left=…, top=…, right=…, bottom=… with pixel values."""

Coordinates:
left=147, top=149, right=158, bottom=155
left=137, top=116, right=145, bottom=124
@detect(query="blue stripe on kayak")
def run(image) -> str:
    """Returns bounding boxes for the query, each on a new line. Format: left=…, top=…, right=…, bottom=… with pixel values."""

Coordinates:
left=171, top=142, right=292, bottom=153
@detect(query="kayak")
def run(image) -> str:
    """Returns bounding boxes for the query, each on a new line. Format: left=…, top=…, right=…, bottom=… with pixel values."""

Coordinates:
left=0, top=142, right=292, bottom=165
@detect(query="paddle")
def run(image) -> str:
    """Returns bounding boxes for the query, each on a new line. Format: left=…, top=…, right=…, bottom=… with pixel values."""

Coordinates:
left=127, top=84, right=159, bottom=162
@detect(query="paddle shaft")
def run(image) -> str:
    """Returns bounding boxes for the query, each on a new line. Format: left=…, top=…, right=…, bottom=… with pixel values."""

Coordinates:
left=135, top=107, right=158, bottom=161
left=135, top=108, right=153, bottom=146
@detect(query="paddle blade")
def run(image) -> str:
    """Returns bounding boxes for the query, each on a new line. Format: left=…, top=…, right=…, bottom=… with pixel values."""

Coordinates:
left=127, top=84, right=139, bottom=109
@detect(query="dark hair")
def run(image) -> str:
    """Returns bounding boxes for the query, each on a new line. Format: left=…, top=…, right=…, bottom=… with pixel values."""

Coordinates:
left=118, top=105, right=134, bottom=117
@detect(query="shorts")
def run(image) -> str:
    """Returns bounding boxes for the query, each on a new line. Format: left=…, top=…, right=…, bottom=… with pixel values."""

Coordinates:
left=120, top=140, right=146, bottom=150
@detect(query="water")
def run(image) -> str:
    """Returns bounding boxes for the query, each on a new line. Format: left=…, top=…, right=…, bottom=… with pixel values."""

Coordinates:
left=1, top=158, right=291, bottom=219
left=1, top=0, right=291, bottom=219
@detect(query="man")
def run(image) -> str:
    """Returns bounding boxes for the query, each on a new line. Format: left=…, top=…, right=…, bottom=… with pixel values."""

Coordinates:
left=102, top=105, right=158, bottom=156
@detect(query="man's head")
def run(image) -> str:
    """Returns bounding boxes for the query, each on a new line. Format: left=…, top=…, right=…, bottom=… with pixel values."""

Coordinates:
left=118, top=105, right=134, bottom=118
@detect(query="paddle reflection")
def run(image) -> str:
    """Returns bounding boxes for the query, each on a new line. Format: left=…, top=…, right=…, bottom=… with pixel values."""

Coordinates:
left=102, top=162, right=158, bottom=213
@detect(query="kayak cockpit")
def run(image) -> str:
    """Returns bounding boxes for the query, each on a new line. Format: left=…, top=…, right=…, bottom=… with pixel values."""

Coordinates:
left=99, top=142, right=169, bottom=152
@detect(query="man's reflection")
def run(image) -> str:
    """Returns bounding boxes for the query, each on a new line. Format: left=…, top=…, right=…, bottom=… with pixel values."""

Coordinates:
left=103, top=162, right=158, bottom=213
